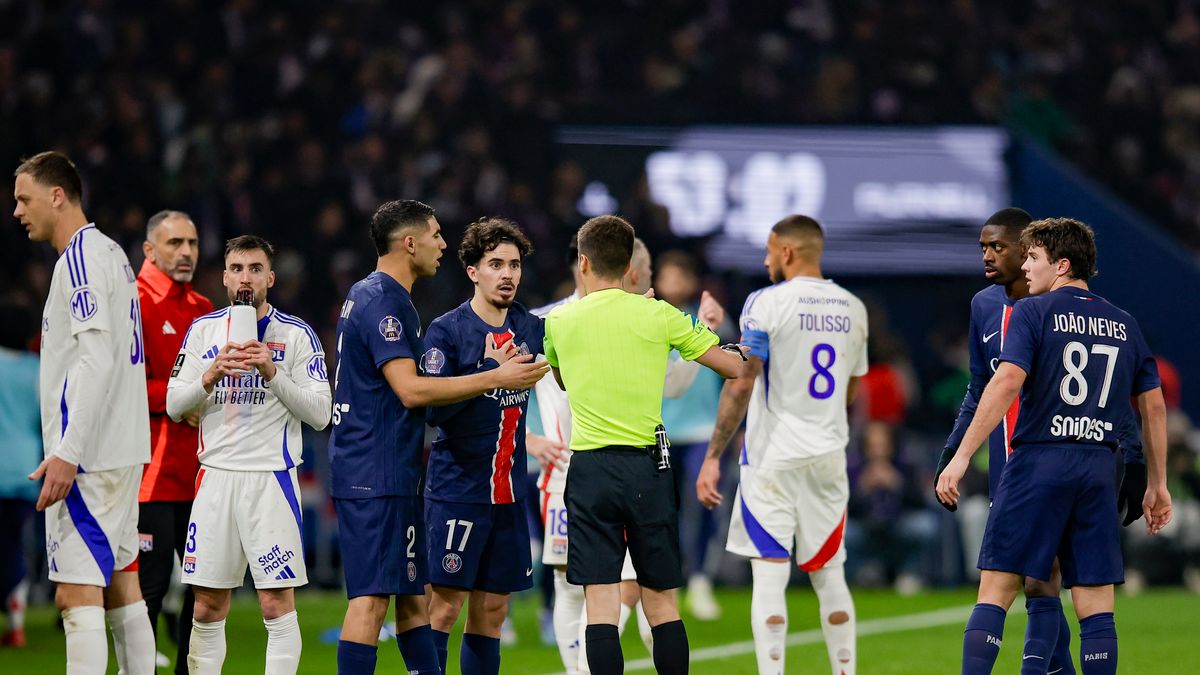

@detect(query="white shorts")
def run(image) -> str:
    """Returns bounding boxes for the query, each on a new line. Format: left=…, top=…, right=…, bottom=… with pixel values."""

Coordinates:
left=182, top=466, right=307, bottom=589
left=727, top=452, right=849, bottom=572
left=46, top=465, right=141, bottom=587
left=541, top=490, right=637, bottom=581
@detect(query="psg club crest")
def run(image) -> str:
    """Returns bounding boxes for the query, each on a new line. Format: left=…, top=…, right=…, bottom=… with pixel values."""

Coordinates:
left=378, top=315, right=403, bottom=342
left=442, top=553, right=463, bottom=574
left=422, top=348, right=446, bottom=375
left=407, top=561, right=417, bottom=582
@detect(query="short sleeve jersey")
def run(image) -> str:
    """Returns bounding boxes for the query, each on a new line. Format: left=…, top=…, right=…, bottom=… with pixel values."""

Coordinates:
left=328, top=272, right=426, bottom=498
left=1000, top=287, right=1160, bottom=451
left=739, top=276, right=869, bottom=469
left=422, top=301, right=544, bottom=504
left=543, top=288, right=718, bottom=450
left=39, top=224, right=151, bottom=471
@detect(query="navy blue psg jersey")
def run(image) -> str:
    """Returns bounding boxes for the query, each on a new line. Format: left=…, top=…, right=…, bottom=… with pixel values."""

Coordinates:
left=422, top=300, right=544, bottom=504
left=1000, top=287, right=1160, bottom=452
left=328, top=272, right=426, bottom=499
left=945, top=284, right=1018, bottom=496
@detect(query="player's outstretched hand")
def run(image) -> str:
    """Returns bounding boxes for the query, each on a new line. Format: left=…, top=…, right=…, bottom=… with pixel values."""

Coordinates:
left=492, top=353, right=550, bottom=390
left=698, top=290, right=725, bottom=331
left=29, top=455, right=78, bottom=511
left=235, top=340, right=278, bottom=380
left=1117, top=462, right=1147, bottom=526
left=483, top=333, right=518, bottom=365
left=1143, top=484, right=1172, bottom=535
left=527, top=434, right=566, bottom=470
left=696, top=456, right=723, bottom=509
left=935, top=455, right=968, bottom=508
left=933, top=447, right=958, bottom=512
left=203, top=342, right=249, bottom=389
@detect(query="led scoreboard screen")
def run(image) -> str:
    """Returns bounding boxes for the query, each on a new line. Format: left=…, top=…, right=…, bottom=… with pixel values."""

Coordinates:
left=558, top=126, right=1010, bottom=275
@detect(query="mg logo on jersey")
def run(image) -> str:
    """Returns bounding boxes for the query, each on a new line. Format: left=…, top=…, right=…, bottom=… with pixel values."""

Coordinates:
left=307, top=354, right=328, bottom=381
left=70, top=288, right=98, bottom=322
left=442, top=553, right=463, bottom=574
left=267, top=341, right=287, bottom=362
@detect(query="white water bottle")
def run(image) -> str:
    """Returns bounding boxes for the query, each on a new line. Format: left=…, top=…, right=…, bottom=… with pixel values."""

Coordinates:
left=227, top=290, right=257, bottom=371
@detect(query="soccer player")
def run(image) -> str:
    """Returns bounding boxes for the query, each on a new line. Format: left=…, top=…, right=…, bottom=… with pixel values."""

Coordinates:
left=421, top=217, right=543, bottom=675
left=15, top=151, right=156, bottom=674
left=937, top=218, right=1172, bottom=675
left=327, top=200, right=547, bottom=675
left=166, top=235, right=332, bottom=675
left=934, top=207, right=1151, bottom=673
left=135, top=209, right=213, bottom=673
left=533, top=237, right=723, bottom=674
left=697, top=215, right=869, bottom=675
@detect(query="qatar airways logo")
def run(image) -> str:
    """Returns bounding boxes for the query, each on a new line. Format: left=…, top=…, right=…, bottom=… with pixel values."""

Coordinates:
left=485, top=388, right=530, bottom=408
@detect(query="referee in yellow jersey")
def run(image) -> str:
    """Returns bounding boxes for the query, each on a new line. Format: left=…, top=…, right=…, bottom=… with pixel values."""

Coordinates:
left=543, top=215, right=746, bottom=674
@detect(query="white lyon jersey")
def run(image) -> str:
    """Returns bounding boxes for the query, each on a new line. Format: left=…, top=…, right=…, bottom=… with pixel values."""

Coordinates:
left=168, top=306, right=332, bottom=471
left=39, top=224, right=150, bottom=471
left=740, top=276, right=868, bottom=469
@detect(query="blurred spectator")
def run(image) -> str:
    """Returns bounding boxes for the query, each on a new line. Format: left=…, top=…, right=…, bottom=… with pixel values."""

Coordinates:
left=0, top=302, right=41, bottom=647
left=845, top=421, right=936, bottom=594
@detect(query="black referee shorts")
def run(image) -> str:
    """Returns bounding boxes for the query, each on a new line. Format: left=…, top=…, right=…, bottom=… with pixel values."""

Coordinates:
left=565, top=446, right=683, bottom=590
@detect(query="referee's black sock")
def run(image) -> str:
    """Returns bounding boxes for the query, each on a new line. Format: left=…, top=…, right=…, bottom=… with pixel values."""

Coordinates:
left=651, top=620, right=690, bottom=675
left=584, top=623, right=623, bottom=675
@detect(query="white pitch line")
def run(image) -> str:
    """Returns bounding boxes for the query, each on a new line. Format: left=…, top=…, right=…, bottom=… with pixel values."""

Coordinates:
left=540, top=604, right=973, bottom=675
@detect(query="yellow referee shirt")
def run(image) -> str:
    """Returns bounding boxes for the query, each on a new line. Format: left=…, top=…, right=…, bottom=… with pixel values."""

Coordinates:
left=543, top=288, right=720, bottom=450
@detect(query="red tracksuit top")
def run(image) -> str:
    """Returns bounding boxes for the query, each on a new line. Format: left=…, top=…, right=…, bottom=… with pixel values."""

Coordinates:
left=136, top=259, right=214, bottom=502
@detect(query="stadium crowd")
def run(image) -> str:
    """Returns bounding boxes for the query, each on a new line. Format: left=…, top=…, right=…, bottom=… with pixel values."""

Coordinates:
left=2, top=0, right=1200, bottom=646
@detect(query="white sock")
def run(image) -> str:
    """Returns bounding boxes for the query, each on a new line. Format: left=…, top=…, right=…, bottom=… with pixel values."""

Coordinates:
left=63, top=605, right=107, bottom=675
left=107, top=599, right=156, bottom=674
left=810, top=564, right=856, bottom=675
left=751, top=559, right=790, bottom=675
left=634, top=600, right=654, bottom=653
left=7, top=578, right=28, bottom=630
left=264, top=610, right=302, bottom=675
left=188, top=618, right=227, bottom=674
left=553, top=569, right=586, bottom=674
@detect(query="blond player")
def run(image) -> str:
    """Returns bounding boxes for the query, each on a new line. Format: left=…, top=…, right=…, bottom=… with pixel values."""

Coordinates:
left=15, top=151, right=156, bottom=674
left=698, top=215, right=868, bottom=675
left=167, top=235, right=331, bottom=674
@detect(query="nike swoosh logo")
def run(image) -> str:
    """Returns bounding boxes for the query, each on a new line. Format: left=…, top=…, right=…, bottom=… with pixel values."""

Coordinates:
left=982, top=331, right=1000, bottom=343
left=526, top=568, right=533, bottom=576
left=1023, top=655, right=1044, bottom=660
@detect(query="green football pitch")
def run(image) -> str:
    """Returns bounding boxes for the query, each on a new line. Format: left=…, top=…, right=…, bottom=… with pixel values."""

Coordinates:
left=5, top=587, right=1198, bottom=673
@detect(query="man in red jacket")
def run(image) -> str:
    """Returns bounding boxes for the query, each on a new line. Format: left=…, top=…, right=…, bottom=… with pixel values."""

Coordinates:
left=137, top=210, right=213, bottom=673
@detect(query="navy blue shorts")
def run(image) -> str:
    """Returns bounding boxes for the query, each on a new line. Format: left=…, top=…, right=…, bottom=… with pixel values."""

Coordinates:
left=425, top=498, right=533, bottom=594
left=978, top=446, right=1122, bottom=588
left=334, top=496, right=427, bottom=598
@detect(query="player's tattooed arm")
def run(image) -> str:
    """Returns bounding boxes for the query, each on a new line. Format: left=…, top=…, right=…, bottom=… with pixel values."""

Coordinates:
left=697, top=358, right=761, bottom=509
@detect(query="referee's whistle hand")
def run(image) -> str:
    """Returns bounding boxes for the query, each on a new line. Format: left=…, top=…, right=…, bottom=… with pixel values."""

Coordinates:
left=30, top=455, right=77, bottom=511
left=491, top=353, right=550, bottom=390
left=696, top=457, right=723, bottom=509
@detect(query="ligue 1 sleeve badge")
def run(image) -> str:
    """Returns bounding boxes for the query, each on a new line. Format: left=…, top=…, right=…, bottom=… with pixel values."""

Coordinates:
left=422, top=347, right=446, bottom=375
left=378, top=315, right=403, bottom=342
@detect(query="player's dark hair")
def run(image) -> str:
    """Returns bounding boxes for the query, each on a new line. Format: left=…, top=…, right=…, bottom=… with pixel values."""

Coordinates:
left=577, top=215, right=634, bottom=279
left=14, top=151, right=83, bottom=204
left=224, top=234, right=276, bottom=266
left=458, top=216, right=533, bottom=268
left=370, top=199, right=436, bottom=256
left=1020, top=217, right=1098, bottom=280
left=772, top=214, right=824, bottom=242
left=984, top=207, right=1033, bottom=233
left=146, top=209, right=192, bottom=241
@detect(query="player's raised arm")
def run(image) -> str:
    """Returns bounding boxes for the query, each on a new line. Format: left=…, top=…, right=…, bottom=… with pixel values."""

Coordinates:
left=243, top=325, right=333, bottom=430
left=381, top=352, right=546, bottom=409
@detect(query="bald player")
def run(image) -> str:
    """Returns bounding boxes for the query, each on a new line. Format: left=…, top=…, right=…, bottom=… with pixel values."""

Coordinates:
left=698, top=215, right=868, bottom=675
